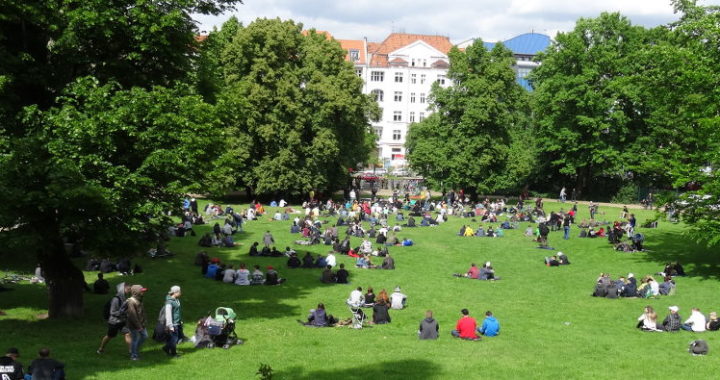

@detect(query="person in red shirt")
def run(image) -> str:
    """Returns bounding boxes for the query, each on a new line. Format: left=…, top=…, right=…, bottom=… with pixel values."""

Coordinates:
left=466, top=264, right=480, bottom=279
left=451, top=309, right=480, bottom=340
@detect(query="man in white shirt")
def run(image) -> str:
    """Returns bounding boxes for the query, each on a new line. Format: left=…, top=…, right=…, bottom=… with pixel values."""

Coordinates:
left=326, top=252, right=336, bottom=268
left=390, top=286, right=407, bottom=310
left=347, top=287, right=364, bottom=307
left=682, top=308, right=707, bottom=332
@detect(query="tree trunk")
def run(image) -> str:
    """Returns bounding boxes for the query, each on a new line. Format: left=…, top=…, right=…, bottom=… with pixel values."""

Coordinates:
left=39, top=237, right=86, bottom=319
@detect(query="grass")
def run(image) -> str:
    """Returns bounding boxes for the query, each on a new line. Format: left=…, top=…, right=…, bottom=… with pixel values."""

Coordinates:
left=2, top=201, right=720, bottom=379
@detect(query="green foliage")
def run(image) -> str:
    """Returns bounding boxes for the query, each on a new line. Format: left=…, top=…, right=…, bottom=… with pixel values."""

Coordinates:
left=211, top=18, right=378, bottom=196
left=610, top=183, right=639, bottom=204
left=256, top=363, right=273, bottom=380
left=406, top=41, right=534, bottom=194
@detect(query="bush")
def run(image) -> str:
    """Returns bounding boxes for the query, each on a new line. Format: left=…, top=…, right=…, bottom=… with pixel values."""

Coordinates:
left=611, top=183, right=639, bottom=204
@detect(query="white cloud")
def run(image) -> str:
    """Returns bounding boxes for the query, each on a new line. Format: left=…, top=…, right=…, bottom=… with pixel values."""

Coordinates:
left=194, top=0, right=720, bottom=43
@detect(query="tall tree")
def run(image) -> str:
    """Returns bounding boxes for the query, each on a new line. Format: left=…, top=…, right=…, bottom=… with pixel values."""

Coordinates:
left=215, top=18, right=379, bottom=197
left=406, top=40, right=534, bottom=196
left=0, top=79, right=223, bottom=317
left=531, top=13, right=650, bottom=197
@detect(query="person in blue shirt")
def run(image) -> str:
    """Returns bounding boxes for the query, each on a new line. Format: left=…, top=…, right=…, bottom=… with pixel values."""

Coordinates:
left=478, top=311, right=500, bottom=337
left=206, top=262, right=219, bottom=279
left=401, top=238, right=414, bottom=246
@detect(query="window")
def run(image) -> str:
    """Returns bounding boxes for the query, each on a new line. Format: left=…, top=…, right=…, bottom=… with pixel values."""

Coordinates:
left=371, top=89, right=384, bottom=102
left=410, top=93, right=416, bottom=103
left=423, top=59, right=427, bottom=67
left=393, top=111, right=402, bottom=122
left=394, top=72, right=403, bottom=83
left=420, top=93, right=426, bottom=103
left=349, top=49, right=360, bottom=62
left=374, top=126, right=383, bottom=138
left=392, top=148, right=401, bottom=153
left=419, top=112, right=425, bottom=121
left=411, top=58, right=416, bottom=67
left=394, top=91, right=402, bottom=102
left=392, top=130, right=402, bottom=140
left=437, top=74, right=446, bottom=85
left=409, top=112, right=415, bottom=122
left=371, top=71, right=384, bottom=82
left=411, top=74, right=417, bottom=84
left=420, top=74, right=426, bottom=84
left=355, top=68, right=363, bottom=77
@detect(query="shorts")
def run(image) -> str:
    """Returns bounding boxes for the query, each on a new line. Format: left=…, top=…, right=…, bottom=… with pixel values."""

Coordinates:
left=107, top=322, right=130, bottom=337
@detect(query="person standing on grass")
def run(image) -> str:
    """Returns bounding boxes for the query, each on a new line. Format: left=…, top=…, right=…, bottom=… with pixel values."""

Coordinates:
left=126, top=285, right=148, bottom=360
left=451, top=309, right=479, bottom=340
left=263, top=231, right=274, bottom=248
left=418, top=310, right=439, bottom=340
left=563, top=215, right=571, bottom=240
left=97, top=282, right=132, bottom=355
left=162, top=286, right=183, bottom=357
left=559, top=187, right=566, bottom=203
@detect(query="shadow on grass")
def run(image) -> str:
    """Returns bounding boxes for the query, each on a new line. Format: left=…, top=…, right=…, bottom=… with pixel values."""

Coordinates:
left=275, top=359, right=442, bottom=380
left=631, top=228, right=720, bottom=281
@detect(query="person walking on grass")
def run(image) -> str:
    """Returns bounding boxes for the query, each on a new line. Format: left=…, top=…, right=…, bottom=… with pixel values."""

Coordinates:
left=126, top=285, right=148, bottom=360
left=162, top=286, right=183, bottom=357
left=97, top=282, right=132, bottom=355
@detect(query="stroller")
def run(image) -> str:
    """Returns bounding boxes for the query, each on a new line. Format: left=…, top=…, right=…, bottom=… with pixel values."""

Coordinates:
left=347, top=302, right=366, bottom=329
left=194, top=307, right=242, bottom=349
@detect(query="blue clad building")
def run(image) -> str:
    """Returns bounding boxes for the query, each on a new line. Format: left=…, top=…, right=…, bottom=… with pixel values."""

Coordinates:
left=459, top=33, right=551, bottom=90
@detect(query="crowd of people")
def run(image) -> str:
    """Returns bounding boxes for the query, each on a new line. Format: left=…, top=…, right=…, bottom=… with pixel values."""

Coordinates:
left=591, top=273, right=676, bottom=298
left=637, top=305, right=720, bottom=332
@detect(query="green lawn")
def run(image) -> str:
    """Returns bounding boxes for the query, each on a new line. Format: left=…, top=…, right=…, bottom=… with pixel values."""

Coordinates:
left=2, top=201, right=720, bottom=379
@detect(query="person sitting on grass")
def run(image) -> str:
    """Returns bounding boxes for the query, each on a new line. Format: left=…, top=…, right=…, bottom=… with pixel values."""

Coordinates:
left=287, top=253, right=301, bottom=269
left=558, top=252, right=570, bottom=265
left=206, top=260, right=220, bottom=279
left=451, top=309, right=480, bottom=340
left=390, top=287, right=407, bottom=310
left=418, top=310, right=439, bottom=340
left=478, top=311, right=500, bottom=337
left=93, top=273, right=110, bottom=295
left=250, top=265, right=265, bottom=285
left=222, top=265, right=236, bottom=284
left=662, top=306, right=682, bottom=332
left=465, top=263, right=480, bottom=279
left=336, top=264, right=350, bottom=284
left=659, top=276, right=676, bottom=296
left=347, top=287, right=364, bottom=307
left=303, top=304, right=336, bottom=327
left=363, top=287, right=376, bottom=307
left=682, top=307, right=707, bottom=332
left=479, top=262, right=498, bottom=280
left=706, top=312, right=720, bottom=331
left=234, top=264, right=250, bottom=286
left=265, top=266, right=285, bottom=285
left=621, top=275, right=638, bottom=297
left=248, top=242, right=260, bottom=256
left=321, top=265, right=336, bottom=284
left=381, top=253, right=395, bottom=270
left=28, top=347, right=65, bottom=380
left=637, top=305, right=661, bottom=332
left=372, top=298, right=392, bottom=325
left=302, top=252, right=315, bottom=268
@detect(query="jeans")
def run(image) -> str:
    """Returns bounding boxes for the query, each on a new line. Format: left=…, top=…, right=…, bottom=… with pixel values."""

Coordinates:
left=564, top=226, right=570, bottom=240
left=163, top=324, right=182, bottom=355
left=681, top=324, right=694, bottom=331
left=451, top=329, right=460, bottom=337
left=130, top=328, right=148, bottom=359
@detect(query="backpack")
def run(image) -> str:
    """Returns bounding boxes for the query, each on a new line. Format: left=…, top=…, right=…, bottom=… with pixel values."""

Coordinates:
left=689, top=340, right=708, bottom=355
left=103, top=295, right=121, bottom=321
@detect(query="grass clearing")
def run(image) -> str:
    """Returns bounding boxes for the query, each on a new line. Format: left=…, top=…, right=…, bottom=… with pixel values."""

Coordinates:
left=1, top=201, right=719, bottom=379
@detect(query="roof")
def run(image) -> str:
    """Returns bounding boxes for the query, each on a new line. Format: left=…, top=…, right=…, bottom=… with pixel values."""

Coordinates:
left=368, top=33, right=452, bottom=67
left=338, top=39, right=366, bottom=64
left=431, top=59, right=449, bottom=68
left=389, top=57, right=408, bottom=66
left=483, top=33, right=551, bottom=56
left=194, top=35, right=208, bottom=43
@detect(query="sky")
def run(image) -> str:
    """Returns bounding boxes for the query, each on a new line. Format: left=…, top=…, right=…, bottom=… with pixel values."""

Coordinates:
left=193, top=0, right=720, bottom=43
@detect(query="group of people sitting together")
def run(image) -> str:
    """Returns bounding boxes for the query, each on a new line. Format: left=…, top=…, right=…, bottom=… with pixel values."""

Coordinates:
left=457, top=224, right=506, bottom=238
left=454, top=262, right=500, bottom=280
left=301, top=286, right=408, bottom=327
left=591, top=273, right=676, bottom=299
left=543, top=252, right=570, bottom=266
left=194, top=252, right=284, bottom=286
left=637, top=305, right=720, bottom=332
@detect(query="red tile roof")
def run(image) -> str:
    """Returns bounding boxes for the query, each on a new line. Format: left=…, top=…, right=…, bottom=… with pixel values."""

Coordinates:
left=338, top=39, right=366, bottom=64
left=367, top=33, right=452, bottom=67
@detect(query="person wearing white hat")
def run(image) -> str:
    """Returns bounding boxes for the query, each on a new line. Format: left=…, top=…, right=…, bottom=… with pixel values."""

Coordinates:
left=390, top=286, right=407, bottom=310
left=661, top=306, right=682, bottom=332
left=480, top=262, right=497, bottom=280
left=162, top=286, right=183, bottom=357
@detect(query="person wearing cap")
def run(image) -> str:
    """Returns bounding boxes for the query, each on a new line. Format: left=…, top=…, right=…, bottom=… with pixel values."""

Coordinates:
left=265, top=266, right=284, bottom=285
left=126, top=285, right=148, bottom=360
left=662, top=306, right=682, bottom=332
left=0, top=347, right=24, bottom=379
left=27, top=347, right=64, bottom=380
left=479, top=262, right=496, bottom=280
left=390, top=286, right=407, bottom=310
left=97, top=282, right=132, bottom=355
left=162, top=286, right=183, bottom=357
left=451, top=309, right=480, bottom=340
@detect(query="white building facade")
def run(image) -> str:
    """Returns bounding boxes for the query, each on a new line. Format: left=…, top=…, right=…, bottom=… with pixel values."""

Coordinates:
left=340, top=34, right=452, bottom=170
